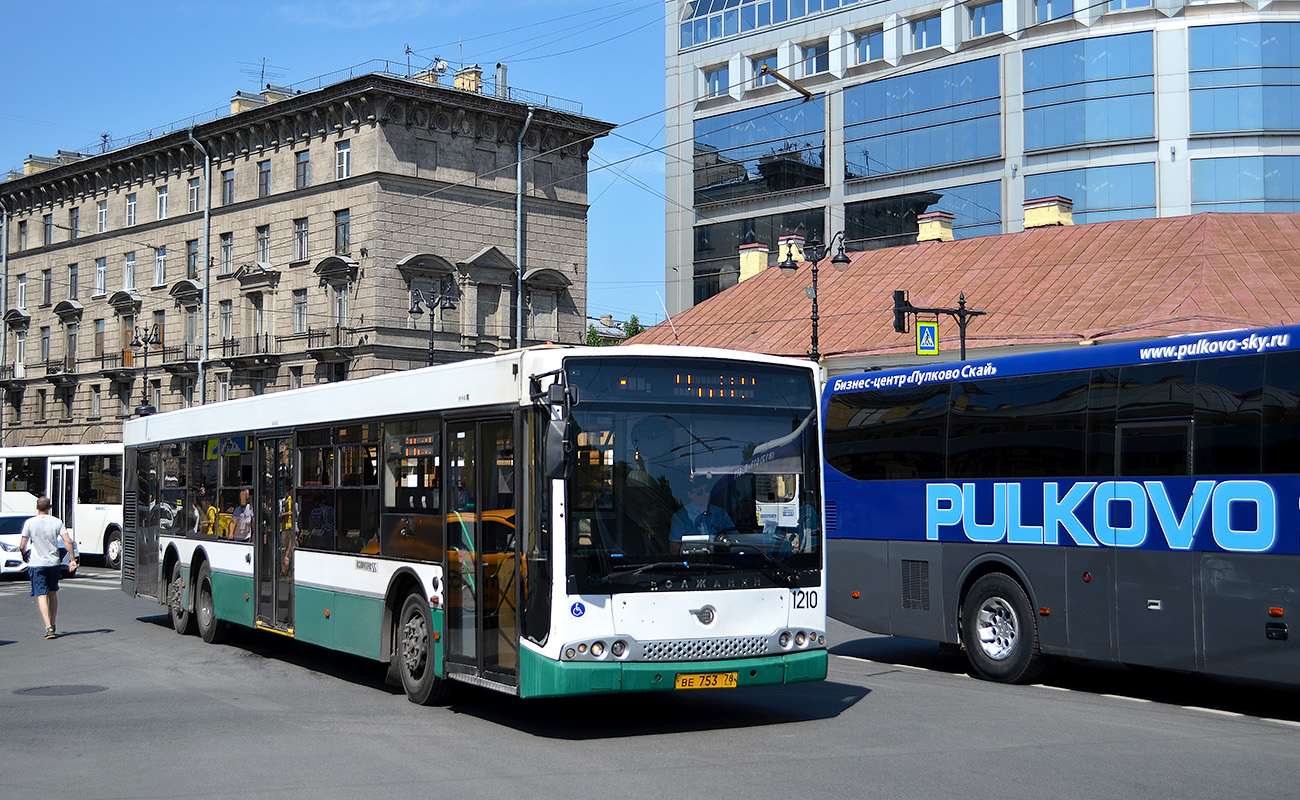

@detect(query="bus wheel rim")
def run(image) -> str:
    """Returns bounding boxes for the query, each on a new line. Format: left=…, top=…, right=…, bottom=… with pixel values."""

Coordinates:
left=402, top=613, right=427, bottom=677
left=976, top=597, right=1017, bottom=661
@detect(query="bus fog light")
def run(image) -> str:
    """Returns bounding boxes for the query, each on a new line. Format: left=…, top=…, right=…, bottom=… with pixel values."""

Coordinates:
left=778, top=631, right=792, bottom=648
left=565, top=648, right=576, bottom=659
left=795, top=631, right=807, bottom=647
left=611, top=640, right=627, bottom=657
left=591, top=641, right=605, bottom=658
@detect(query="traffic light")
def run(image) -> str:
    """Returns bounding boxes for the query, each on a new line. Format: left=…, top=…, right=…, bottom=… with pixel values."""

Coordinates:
left=892, top=290, right=909, bottom=333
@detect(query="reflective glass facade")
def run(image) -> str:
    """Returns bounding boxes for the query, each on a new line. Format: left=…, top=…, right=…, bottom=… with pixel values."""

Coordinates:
left=846, top=180, right=1001, bottom=250
left=681, top=0, right=866, bottom=48
left=1024, top=163, right=1156, bottom=223
left=693, top=208, right=824, bottom=303
left=1189, top=22, right=1300, bottom=134
left=694, top=96, right=826, bottom=205
left=1024, top=32, right=1154, bottom=151
left=843, top=57, right=1000, bottom=178
left=1192, top=156, right=1300, bottom=212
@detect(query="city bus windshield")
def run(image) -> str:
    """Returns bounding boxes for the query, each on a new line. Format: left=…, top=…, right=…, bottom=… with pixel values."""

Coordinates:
left=563, top=357, right=821, bottom=593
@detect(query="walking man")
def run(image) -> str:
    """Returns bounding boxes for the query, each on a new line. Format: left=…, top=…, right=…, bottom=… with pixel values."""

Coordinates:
left=18, top=496, right=78, bottom=639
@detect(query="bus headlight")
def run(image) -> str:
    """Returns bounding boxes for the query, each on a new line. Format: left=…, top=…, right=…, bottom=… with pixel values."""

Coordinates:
left=565, top=648, right=577, bottom=659
left=795, top=631, right=807, bottom=647
left=611, top=640, right=627, bottom=658
left=778, top=631, right=792, bottom=648
left=590, top=641, right=605, bottom=658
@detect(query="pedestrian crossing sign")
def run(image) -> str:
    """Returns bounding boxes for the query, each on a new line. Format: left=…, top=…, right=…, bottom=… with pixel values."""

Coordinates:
left=916, top=320, right=939, bottom=356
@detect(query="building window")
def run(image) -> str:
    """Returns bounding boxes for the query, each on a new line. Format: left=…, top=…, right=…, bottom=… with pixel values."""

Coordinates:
left=970, top=1, right=1002, bottom=38
left=1109, top=0, right=1150, bottom=8
left=1192, top=155, right=1300, bottom=213
left=188, top=177, right=201, bottom=212
left=68, top=263, right=78, bottom=300
left=333, top=209, right=350, bottom=254
left=332, top=284, right=349, bottom=327
left=40, top=326, right=51, bottom=363
left=219, top=300, right=233, bottom=340
left=294, top=218, right=309, bottom=261
left=219, top=232, right=233, bottom=275
left=222, top=169, right=235, bottom=205
left=41, top=269, right=52, bottom=306
left=66, top=323, right=78, bottom=366
left=43, top=214, right=53, bottom=245
left=1024, top=32, right=1154, bottom=151
left=126, top=193, right=137, bottom=225
left=16, top=274, right=26, bottom=309
left=249, top=293, right=264, bottom=338
left=154, top=246, right=167, bottom=286
left=38, top=389, right=47, bottom=422
left=91, top=385, right=102, bottom=418
left=124, top=252, right=136, bottom=290
left=1190, top=22, right=1300, bottom=136
left=258, top=160, right=271, bottom=197
left=186, top=239, right=199, bottom=279
left=846, top=180, right=1003, bottom=247
left=335, top=141, right=351, bottom=179
left=14, top=331, right=25, bottom=376
left=156, top=186, right=168, bottom=220
left=705, top=65, right=729, bottom=98
left=290, top=365, right=303, bottom=390
left=295, top=151, right=311, bottom=189
left=185, top=306, right=198, bottom=346
left=94, top=258, right=107, bottom=295
left=912, top=14, right=941, bottom=51
left=97, top=200, right=107, bottom=232
left=694, top=95, right=827, bottom=205
left=293, top=289, right=308, bottom=334
left=256, top=225, right=271, bottom=263
left=153, top=309, right=166, bottom=348
left=94, top=319, right=105, bottom=358
left=844, top=57, right=1000, bottom=178
left=182, top=378, right=195, bottom=408
left=1026, top=162, right=1156, bottom=222
left=752, top=53, right=777, bottom=87
left=217, top=373, right=230, bottom=402
left=856, top=29, right=884, bottom=64
left=16, top=221, right=26, bottom=250
left=69, top=207, right=80, bottom=240
left=801, top=41, right=829, bottom=77
left=1034, top=0, right=1072, bottom=23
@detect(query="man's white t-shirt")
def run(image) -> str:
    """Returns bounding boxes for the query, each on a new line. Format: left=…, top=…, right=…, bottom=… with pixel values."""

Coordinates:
left=22, top=514, right=67, bottom=568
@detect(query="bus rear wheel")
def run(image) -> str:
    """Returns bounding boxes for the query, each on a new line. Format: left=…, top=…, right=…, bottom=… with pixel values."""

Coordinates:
left=195, top=563, right=227, bottom=644
left=397, top=592, right=451, bottom=705
left=960, top=573, right=1044, bottom=684
left=169, top=560, right=195, bottom=635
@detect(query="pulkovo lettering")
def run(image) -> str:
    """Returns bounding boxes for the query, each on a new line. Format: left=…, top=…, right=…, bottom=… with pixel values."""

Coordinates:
left=926, top=480, right=1277, bottom=553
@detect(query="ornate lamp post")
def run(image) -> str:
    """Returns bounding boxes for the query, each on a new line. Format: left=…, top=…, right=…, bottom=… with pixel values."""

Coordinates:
left=408, top=278, right=457, bottom=366
left=131, top=323, right=161, bottom=416
left=780, top=231, right=851, bottom=361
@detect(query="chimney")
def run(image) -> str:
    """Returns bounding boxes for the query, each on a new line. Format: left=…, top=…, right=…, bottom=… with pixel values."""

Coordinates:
left=230, top=90, right=267, bottom=114
left=262, top=84, right=293, bottom=103
left=777, top=234, right=806, bottom=265
left=454, top=65, right=483, bottom=93
left=496, top=63, right=509, bottom=99
left=738, top=242, right=770, bottom=282
left=917, top=210, right=955, bottom=243
left=1024, top=196, right=1074, bottom=228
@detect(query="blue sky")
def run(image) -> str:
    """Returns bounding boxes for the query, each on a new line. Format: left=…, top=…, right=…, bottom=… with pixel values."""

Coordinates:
left=0, top=0, right=671, bottom=326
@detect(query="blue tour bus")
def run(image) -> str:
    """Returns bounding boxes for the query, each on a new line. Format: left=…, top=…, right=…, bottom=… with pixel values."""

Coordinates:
left=823, top=325, right=1300, bottom=685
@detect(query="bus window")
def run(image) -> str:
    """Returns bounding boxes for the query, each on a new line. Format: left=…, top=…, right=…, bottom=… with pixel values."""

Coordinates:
left=1194, top=356, right=1263, bottom=475
left=78, top=454, right=123, bottom=505
left=380, top=419, right=443, bottom=561
left=1263, top=350, right=1300, bottom=473
left=5, top=457, right=46, bottom=496
left=825, top=384, right=947, bottom=480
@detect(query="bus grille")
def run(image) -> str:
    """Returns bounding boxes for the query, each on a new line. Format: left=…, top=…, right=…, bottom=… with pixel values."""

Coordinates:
left=824, top=501, right=837, bottom=536
left=641, top=636, right=769, bottom=661
left=901, top=559, right=930, bottom=611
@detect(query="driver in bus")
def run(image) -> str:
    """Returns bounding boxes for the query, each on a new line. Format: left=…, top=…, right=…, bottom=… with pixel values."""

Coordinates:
left=669, top=474, right=735, bottom=553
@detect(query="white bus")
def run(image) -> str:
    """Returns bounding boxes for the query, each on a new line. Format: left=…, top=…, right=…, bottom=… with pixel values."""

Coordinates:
left=121, top=346, right=826, bottom=702
left=0, top=442, right=125, bottom=569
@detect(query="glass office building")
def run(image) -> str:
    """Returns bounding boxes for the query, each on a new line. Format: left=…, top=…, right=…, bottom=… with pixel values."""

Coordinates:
left=666, top=2, right=1300, bottom=313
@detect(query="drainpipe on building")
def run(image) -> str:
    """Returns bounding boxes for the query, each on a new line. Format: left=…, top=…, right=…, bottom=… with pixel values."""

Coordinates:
left=187, top=128, right=212, bottom=404
left=0, top=196, right=8, bottom=444
left=515, top=106, right=534, bottom=350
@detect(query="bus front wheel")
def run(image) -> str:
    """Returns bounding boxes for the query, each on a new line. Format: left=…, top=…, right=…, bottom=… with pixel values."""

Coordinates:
left=960, top=573, right=1044, bottom=684
left=397, top=593, right=451, bottom=705
left=104, top=529, right=122, bottom=571
left=195, top=563, right=227, bottom=644
left=168, top=560, right=195, bottom=635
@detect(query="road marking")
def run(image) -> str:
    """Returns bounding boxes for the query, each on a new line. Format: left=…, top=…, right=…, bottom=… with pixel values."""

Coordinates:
left=1181, top=706, right=1245, bottom=717
left=1262, top=718, right=1300, bottom=728
left=1102, top=694, right=1152, bottom=703
left=1032, top=684, right=1070, bottom=692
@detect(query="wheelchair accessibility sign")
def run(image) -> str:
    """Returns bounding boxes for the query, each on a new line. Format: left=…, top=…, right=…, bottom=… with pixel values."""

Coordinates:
left=916, top=320, right=939, bottom=356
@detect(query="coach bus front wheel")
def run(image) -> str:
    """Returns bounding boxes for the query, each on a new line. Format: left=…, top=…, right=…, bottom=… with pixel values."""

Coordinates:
left=960, top=573, right=1045, bottom=684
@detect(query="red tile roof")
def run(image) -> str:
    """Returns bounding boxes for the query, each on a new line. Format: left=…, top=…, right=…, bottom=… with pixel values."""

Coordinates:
left=628, top=213, right=1300, bottom=359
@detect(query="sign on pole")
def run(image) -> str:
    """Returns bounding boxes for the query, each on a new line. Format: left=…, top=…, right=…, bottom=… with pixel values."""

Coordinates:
left=916, top=320, right=939, bottom=356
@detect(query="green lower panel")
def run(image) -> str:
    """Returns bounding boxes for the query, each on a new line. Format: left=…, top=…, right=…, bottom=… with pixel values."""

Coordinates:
left=295, top=586, right=385, bottom=661
left=518, top=646, right=827, bottom=699
left=211, top=571, right=256, bottom=629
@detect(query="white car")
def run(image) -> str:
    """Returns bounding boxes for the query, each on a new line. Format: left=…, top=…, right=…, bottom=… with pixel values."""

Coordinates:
left=0, top=513, right=78, bottom=578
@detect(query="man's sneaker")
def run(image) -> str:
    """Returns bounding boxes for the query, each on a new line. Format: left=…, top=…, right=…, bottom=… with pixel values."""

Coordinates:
left=44, top=627, right=56, bottom=639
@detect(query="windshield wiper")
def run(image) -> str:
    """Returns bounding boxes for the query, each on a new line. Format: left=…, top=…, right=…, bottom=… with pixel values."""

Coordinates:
left=715, top=543, right=802, bottom=586
left=593, top=559, right=739, bottom=583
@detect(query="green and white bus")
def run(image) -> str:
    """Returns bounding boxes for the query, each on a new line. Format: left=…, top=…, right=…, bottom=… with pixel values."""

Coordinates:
left=121, top=346, right=827, bottom=702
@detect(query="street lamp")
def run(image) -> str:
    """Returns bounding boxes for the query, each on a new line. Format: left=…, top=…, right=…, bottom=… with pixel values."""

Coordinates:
left=780, top=231, right=851, bottom=361
left=408, top=278, right=457, bottom=366
left=130, top=323, right=160, bottom=416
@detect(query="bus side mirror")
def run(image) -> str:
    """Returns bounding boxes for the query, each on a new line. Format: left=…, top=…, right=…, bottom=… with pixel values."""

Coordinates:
left=547, top=383, right=579, bottom=407
left=544, top=419, right=575, bottom=480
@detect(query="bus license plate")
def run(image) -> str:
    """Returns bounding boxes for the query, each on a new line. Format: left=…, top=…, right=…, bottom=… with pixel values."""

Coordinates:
left=674, top=671, right=738, bottom=690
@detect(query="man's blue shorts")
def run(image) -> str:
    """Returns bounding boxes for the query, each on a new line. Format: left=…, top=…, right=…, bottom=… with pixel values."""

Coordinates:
left=29, top=565, right=60, bottom=597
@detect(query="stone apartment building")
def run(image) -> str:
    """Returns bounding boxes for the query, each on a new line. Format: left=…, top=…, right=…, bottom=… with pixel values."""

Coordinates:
left=0, top=67, right=613, bottom=446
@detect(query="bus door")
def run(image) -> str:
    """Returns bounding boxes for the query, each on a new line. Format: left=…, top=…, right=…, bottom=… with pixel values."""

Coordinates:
left=256, top=437, right=295, bottom=632
left=445, top=418, right=518, bottom=681
left=48, top=458, right=77, bottom=534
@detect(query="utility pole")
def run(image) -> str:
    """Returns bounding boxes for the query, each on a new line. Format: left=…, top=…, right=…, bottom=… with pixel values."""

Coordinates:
left=892, top=290, right=986, bottom=361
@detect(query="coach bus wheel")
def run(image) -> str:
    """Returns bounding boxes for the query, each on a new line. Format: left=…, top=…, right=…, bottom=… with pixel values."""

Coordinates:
left=104, top=529, right=122, bottom=571
left=196, top=563, right=227, bottom=645
left=398, top=592, right=451, bottom=705
left=960, top=573, right=1044, bottom=684
left=168, top=560, right=195, bottom=636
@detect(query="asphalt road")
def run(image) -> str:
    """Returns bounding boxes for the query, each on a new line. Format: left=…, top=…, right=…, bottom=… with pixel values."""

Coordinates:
left=3, top=565, right=1298, bottom=800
